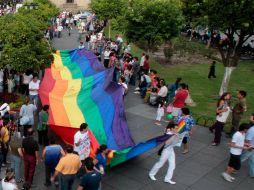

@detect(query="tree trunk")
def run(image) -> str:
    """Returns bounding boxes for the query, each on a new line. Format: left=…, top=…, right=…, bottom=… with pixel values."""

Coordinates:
left=219, top=67, right=236, bottom=96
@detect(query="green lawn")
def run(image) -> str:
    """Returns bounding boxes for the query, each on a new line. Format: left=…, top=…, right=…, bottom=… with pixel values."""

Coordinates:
left=104, top=26, right=254, bottom=127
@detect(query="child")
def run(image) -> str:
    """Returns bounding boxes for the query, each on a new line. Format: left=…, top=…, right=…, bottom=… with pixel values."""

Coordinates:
left=222, top=123, right=251, bottom=182
left=155, top=102, right=165, bottom=126
left=149, top=88, right=158, bottom=106
left=175, top=107, right=195, bottom=154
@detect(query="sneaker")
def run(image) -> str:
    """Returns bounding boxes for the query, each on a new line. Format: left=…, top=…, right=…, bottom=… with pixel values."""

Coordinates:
left=230, top=176, right=235, bottom=180
left=164, top=179, right=176, bottom=184
left=134, top=91, right=140, bottom=94
left=221, top=172, right=233, bottom=182
left=211, top=142, right=218, bottom=146
left=182, top=149, right=189, bottom=154
left=149, top=174, right=157, bottom=181
left=155, top=122, right=162, bottom=126
left=2, top=164, right=6, bottom=167
left=135, top=87, right=140, bottom=91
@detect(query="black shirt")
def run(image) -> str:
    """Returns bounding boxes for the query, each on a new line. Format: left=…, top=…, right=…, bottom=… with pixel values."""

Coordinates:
left=80, top=171, right=102, bottom=190
left=22, top=137, right=39, bottom=156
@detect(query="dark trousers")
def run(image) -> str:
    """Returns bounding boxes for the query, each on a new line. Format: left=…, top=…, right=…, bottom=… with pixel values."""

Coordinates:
left=2, top=143, right=8, bottom=163
left=212, top=121, right=225, bottom=144
left=208, top=71, right=216, bottom=78
left=24, top=153, right=36, bottom=185
left=38, top=130, right=48, bottom=146
left=0, top=153, right=3, bottom=172
left=21, top=84, right=29, bottom=95
left=45, top=165, right=57, bottom=184
left=231, top=113, right=242, bottom=134
left=60, top=174, right=75, bottom=190
left=23, top=125, right=32, bottom=137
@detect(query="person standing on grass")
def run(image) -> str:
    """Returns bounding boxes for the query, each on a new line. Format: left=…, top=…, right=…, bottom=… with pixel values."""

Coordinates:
left=208, top=61, right=216, bottom=79
left=222, top=123, right=251, bottom=182
left=37, top=105, right=49, bottom=146
left=229, top=90, right=247, bottom=137
left=209, top=92, right=231, bottom=146
left=175, top=107, right=195, bottom=154
left=149, top=122, right=179, bottom=185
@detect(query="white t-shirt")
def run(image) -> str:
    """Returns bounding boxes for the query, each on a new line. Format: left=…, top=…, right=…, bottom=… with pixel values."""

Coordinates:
left=230, top=131, right=245, bottom=155
left=119, top=83, right=128, bottom=96
left=22, top=74, right=33, bottom=85
left=103, top=50, right=111, bottom=60
left=216, top=106, right=230, bottom=123
left=158, top=86, right=168, bottom=98
left=140, top=56, right=145, bottom=66
left=29, top=80, right=40, bottom=95
left=1, top=179, right=18, bottom=190
left=74, top=131, right=91, bottom=160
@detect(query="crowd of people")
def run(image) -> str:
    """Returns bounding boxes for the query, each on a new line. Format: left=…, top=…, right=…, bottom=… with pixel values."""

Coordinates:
left=0, top=8, right=253, bottom=190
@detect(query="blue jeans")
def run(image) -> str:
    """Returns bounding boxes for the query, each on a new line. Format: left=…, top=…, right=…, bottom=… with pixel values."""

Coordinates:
left=11, top=154, right=22, bottom=181
left=29, top=95, right=39, bottom=105
left=241, top=150, right=254, bottom=177
left=60, top=174, right=75, bottom=190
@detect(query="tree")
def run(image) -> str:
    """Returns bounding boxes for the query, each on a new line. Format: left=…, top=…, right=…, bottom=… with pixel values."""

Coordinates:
left=0, top=0, right=58, bottom=71
left=90, top=0, right=127, bottom=20
left=124, top=0, right=184, bottom=53
left=206, top=0, right=254, bottom=95
left=183, top=0, right=254, bottom=95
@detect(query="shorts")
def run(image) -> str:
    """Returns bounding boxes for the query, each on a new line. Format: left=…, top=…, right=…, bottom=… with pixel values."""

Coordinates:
left=228, top=154, right=241, bottom=170
left=182, top=137, right=188, bottom=144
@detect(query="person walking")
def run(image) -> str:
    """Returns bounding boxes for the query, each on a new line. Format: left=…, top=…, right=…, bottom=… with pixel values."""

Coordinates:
left=19, top=97, right=36, bottom=138
left=51, top=145, right=81, bottom=190
left=77, top=157, right=102, bottom=190
left=22, top=129, right=39, bottom=186
left=222, top=123, right=251, bottom=182
left=209, top=92, right=231, bottom=146
left=42, top=139, right=65, bottom=187
left=241, top=124, right=254, bottom=177
left=9, top=133, right=23, bottom=183
left=37, top=105, right=49, bottom=146
left=149, top=122, right=179, bottom=184
left=0, top=120, right=10, bottom=167
left=74, top=123, right=91, bottom=161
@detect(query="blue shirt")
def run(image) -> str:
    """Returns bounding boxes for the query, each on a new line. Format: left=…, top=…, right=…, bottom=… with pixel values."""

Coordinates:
left=95, top=153, right=107, bottom=170
left=246, top=126, right=254, bottom=146
left=175, top=115, right=195, bottom=137
left=45, top=145, right=61, bottom=168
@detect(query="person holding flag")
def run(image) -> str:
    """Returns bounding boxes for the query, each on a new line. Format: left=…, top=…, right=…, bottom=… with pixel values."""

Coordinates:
left=175, top=107, right=195, bottom=154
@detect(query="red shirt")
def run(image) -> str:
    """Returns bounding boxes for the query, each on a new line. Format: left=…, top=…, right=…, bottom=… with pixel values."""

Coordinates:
left=143, top=60, right=150, bottom=70
left=173, top=89, right=188, bottom=108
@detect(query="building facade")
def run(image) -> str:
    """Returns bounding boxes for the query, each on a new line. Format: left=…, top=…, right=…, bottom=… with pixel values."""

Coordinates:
left=50, top=0, right=90, bottom=12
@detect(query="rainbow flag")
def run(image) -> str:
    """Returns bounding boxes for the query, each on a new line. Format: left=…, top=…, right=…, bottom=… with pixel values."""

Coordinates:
left=177, top=119, right=188, bottom=134
left=39, top=49, right=172, bottom=166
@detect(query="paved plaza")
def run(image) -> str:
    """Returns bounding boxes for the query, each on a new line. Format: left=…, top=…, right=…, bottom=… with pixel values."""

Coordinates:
left=2, top=28, right=252, bottom=190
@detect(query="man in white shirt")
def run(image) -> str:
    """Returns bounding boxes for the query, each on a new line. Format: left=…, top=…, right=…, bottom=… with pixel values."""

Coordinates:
left=222, top=123, right=251, bottom=182
left=57, top=25, right=63, bottom=38
left=157, top=79, right=168, bottom=101
left=29, top=74, right=40, bottom=105
left=74, top=123, right=91, bottom=161
left=242, top=125, right=254, bottom=177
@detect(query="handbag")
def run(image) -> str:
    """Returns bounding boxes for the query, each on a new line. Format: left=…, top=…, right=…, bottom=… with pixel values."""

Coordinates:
left=157, top=144, right=165, bottom=156
left=166, top=104, right=173, bottom=113
left=20, top=116, right=30, bottom=125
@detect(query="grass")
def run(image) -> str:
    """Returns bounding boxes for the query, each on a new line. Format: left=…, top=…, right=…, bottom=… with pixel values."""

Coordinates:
left=104, top=26, right=254, bottom=128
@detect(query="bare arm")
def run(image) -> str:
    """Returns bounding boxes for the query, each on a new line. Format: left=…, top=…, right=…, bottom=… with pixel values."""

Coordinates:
left=77, top=186, right=84, bottom=190
left=18, top=148, right=23, bottom=158
left=35, top=151, right=40, bottom=165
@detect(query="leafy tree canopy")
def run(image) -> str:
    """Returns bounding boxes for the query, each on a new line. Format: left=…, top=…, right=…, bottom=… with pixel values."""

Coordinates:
left=124, top=0, right=184, bottom=51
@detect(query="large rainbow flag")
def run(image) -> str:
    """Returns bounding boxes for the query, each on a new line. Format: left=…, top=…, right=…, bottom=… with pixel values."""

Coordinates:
left=39, top=49, right=171, bottom=166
